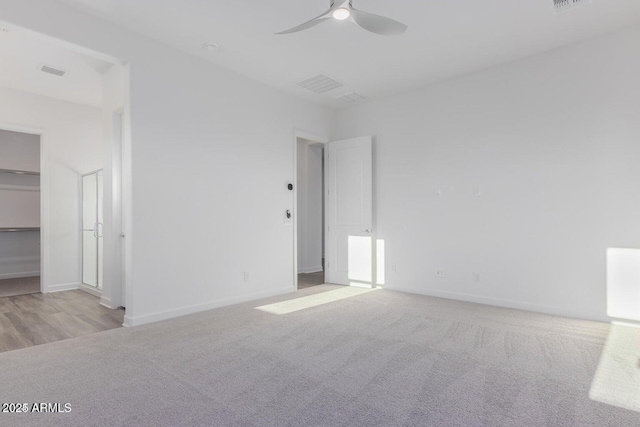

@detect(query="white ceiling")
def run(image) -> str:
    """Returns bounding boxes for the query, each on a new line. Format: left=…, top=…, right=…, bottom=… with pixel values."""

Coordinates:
left=0, top=24, right=111, bottom=107
left=55, top=0, right=640, bottom=109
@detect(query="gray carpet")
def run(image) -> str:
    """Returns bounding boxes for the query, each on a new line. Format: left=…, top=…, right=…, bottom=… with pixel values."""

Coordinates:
left=0, top=284, right=638, bottom=426
left=0, top=276, right=40, bottom=297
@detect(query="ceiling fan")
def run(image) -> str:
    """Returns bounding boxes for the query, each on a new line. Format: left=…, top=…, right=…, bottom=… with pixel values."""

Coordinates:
left=276, top=0, right=407, bottom=36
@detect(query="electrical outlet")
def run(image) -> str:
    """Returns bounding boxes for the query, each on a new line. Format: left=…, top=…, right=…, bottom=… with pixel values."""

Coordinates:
left=473, top=272, right=481, bottom=283
left=436, top=269, right=446, bottom=278
left=244, top=272, right=249, bottom=282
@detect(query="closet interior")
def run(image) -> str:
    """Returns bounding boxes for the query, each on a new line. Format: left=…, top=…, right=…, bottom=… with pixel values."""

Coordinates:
left=0, top=129, right=41, bottom=298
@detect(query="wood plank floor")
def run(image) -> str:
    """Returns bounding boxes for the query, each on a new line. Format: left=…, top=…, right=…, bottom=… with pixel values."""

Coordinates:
left=0, top=276, right=40, bottom=298
left=0, top=290, right=124, bottom=353
left=298, top=271, right=324, bottom=289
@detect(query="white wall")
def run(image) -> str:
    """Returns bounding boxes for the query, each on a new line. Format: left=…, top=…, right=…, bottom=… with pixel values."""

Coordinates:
left=296, top=140, right=324, bottom=274
left=129, top=50, right=332, bottom=325
left=0, top=86, right=102, bottom=291
left=334, top=25, right=640, bottom=321
left=0, top=129, right=40, bottom=171
left=0, top=0, right=333, bottom=325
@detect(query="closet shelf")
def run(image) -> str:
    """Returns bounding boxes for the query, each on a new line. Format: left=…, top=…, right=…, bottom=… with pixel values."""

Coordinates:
left=0, top=227, right=40, bottom=232
left=0, top=168, right=40, bottom=176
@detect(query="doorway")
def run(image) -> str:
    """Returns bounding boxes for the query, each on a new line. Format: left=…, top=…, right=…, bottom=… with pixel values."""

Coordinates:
left=294, top=133, right=375, bottom=290
left=0, top=22, right=130, bottom=334
left=296, top=137, right=325, bottom=289
left=0, top=129, right=41, bottom=297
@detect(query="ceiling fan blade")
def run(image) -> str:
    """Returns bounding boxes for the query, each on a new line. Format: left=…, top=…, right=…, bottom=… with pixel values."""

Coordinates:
left=275, top=8, right=334, bottom=34
left=350, top=8, right=407, bottom=36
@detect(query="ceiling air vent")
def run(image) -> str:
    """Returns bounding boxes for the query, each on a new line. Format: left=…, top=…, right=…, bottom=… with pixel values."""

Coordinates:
left=297, top=74, right=343, bottom=94
left=40, top=65, right=67, bottom=77
left=553, top=0, right=592, bottom=14
left=336, top=92, right=366, bottom=104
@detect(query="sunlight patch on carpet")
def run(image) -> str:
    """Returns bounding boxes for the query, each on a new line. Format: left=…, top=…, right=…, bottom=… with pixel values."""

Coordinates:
left=589, top=323, right=640, bottom=413
left=255, top=287, right=378, bottom=315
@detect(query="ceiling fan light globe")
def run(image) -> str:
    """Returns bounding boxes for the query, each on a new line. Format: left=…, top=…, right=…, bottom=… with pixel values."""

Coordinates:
left=332, top=8, right=351, bottom=20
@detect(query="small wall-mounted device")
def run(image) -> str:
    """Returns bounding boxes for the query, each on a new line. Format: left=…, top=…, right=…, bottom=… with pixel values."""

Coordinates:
left=287, top=183, right=293, bottom=191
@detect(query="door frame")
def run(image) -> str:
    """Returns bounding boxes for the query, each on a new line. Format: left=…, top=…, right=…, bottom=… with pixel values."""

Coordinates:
left=293, top=129, right=328, bottom=290
left=99, top=107, right=127, bottom=310
left=111, top=107, right=126, bottom=310
left=79, top=168, right=103, bottom=297
left=324, top=136, right=376, bottom=288
left=0, top=25, right=132, bottom=323
left=0, top=123, right=46, bottom=294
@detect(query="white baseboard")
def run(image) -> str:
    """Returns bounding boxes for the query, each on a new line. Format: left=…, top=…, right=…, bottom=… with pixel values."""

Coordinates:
left=124, top=285, right=294, bottom=327
left=299, top=266, right=323, bottom=274
left=46, top=282, right=80, bottom=293
left=384, top=284, right=609, bottom=323
left=0, top=271, right=39, bottom=280
left=79, top=283, right=102, bottom=297
left=100, top=295, right=112, bottom=309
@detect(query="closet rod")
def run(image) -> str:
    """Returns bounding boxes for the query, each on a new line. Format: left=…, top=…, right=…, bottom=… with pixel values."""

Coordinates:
left=0, top=227, right=40, bottom=232
left=0, top=168, right=40, bottom=176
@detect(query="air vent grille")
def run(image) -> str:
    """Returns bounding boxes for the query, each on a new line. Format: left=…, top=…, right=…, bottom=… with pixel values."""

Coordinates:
left=553, top=0, right=592, bottom=13
left=40, top=65, right=66, bottom=77
left=297, top=74, right=343, bottom=94
left=336, top=92, right=366, bottom=104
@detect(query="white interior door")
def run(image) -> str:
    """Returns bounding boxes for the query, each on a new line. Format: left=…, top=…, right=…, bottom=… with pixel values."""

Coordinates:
left=82, top=172, right=98, bottom=288
left=82, top=170, right=103, bottom=290
left=97, top=170, right=104, bottom=290
left=325, top=136, right=373, bottom=287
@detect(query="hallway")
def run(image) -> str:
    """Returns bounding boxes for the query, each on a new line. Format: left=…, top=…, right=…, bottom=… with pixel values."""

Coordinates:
left=298, top=271, right=324, bottom=289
